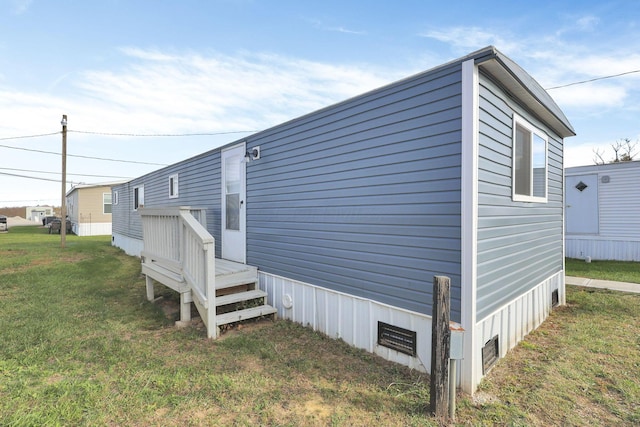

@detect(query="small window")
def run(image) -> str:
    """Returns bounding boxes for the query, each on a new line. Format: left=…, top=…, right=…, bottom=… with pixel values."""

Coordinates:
left=169, top=174, right=179, bottom=198
left=103, top=193, right=112, bottom=214
left=512, top=115, right=548, bottom=203
left=113, top=191, right=119, bottom=205
left=133, top=186, right=144, bottom=210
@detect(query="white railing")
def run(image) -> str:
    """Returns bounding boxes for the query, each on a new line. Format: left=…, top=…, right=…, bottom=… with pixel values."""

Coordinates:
left=139, top=206, right=216, bottom=338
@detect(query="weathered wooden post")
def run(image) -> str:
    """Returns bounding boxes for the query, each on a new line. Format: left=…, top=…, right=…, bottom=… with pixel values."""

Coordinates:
left=430, top=275, right=451, bottom=418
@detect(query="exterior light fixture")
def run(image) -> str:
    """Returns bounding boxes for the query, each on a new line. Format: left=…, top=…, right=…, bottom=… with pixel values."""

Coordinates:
left=245, top=146, right=261, bottom=162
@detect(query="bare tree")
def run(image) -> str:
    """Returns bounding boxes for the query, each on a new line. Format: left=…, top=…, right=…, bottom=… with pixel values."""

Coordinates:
left=593, top=138, right=638, bottom=164
left=593, top=147, right=607, bottom=165
left=619, top=138, right=638, bottom=162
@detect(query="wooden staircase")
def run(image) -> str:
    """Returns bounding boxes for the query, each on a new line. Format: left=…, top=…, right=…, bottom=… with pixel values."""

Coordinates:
left=139, top=206, right=276, bottom=339
left=213, top=260, right=277, bottom=331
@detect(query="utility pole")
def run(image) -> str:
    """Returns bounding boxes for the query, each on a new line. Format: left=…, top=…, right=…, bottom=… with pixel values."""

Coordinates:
left=61, top=115, right=67, bottom=248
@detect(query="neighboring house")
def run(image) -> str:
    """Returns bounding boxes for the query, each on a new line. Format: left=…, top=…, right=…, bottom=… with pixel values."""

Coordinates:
left=112, top=46, right=574, bottom=394
left=25, top=206, right=54, bottom=224
left=565, top=160, right=640, bottom=261
left=66, top=182, right=123, bottom=236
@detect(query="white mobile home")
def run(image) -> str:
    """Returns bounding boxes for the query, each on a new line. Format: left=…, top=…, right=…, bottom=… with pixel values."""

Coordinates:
left=112, top=46, right=574, bottom=394
left=565, top=160, right=640, bottom=261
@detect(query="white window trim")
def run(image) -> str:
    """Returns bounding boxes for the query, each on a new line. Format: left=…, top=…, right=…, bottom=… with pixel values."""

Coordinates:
left=512, top=114, right=548, bottom=203
left=133, top=185, right=144, bottom=211
left=113, top=190, right=119, bottom=206
left=169, top=174, right=179, bottom=199
left=103, top=192, right=112, bottom=215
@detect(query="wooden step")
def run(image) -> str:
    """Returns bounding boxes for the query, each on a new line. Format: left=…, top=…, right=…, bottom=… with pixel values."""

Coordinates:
left=216, top=304, right=277, bottom=326
left=215, top=259, right=258, bottom=290
left=215, top=289, right=267, bottom=307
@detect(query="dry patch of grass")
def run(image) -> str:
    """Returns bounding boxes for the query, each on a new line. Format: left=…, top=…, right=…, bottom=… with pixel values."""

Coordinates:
left=455, top=287, right=640, bottom=426
left=2, top=227, right=639, bottom=425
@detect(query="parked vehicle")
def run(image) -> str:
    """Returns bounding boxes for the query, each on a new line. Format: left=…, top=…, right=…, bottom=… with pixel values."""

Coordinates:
left=0, top=215, right=7, bottom=232
left=48, top=218, right=73, bottom=234
left=43, top=216, right=59, bottom=227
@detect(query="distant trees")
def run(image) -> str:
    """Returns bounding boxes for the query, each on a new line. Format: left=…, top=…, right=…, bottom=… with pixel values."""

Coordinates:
left=593, top=138, right=638, bottom=165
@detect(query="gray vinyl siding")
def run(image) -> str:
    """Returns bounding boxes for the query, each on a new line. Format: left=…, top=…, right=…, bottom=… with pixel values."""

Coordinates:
left=245, top=63, right=464, bottom=318
left=111, top=150, right=223, bottom=255
left=476, top=73, right=564, bottom=321
left=112, top=182, right=139, bottom=238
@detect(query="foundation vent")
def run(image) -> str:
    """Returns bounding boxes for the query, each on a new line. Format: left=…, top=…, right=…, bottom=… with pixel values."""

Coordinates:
left=482, top=335, right=499, bottom=374
left=552, top=289, right=559, bottom=307
left=377, top=321, right=416, bottom=356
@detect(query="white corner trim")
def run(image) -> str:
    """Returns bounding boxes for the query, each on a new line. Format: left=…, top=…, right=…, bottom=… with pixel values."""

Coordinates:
left=460, top=58, right=479, bottom=394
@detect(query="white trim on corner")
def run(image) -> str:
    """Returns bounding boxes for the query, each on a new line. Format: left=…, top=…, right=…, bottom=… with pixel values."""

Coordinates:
left=562, top=138, right=566, bottom=305
left=460, top=58, right=479, bottom=394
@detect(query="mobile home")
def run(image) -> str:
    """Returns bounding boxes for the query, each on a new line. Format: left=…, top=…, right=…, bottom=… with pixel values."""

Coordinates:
left=112, top=46, right=574, bottom=393
left=565, top=160, right=640, bottom=261
left=66, top=182, right=123, bottom=236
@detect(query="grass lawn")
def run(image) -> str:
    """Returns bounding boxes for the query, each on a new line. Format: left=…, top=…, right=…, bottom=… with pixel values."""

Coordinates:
left=1, top=226, right=639, bottom=425
left=566, top=258, right=640, bottom=283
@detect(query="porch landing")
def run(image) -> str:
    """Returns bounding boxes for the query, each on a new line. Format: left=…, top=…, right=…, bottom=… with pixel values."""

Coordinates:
left=143, top=256, right=277, bottom=335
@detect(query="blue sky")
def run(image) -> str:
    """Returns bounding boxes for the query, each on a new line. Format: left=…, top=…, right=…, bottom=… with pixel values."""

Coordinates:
left=1, top=0, right=639, bottom=207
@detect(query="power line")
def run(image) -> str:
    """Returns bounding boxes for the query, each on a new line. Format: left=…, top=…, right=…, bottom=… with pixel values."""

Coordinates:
left=0, top=199, right=58, bottom=204
left=0, top=170, right=75, bottom=184
left=0, top=128, right=259, bottom=166
left=546, top=69, right=640, bottom=90
left=0, top=131, right=60, bottom=141
left=69, top=129, right=257, bottom=137
left=0, top=166, right=131, bottom=179
left=0, top=142, right=167, bottom=166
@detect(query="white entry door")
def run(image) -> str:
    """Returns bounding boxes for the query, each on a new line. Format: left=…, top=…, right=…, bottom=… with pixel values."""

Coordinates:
left=566, top=174, right=599, bottom=235
left=221, top=144, right=246, bottom=263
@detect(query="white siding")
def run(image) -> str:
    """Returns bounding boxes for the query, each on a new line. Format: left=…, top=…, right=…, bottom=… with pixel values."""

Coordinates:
left=259, top=271, right=433, bottom=374
left=565, top=161, right=640, bottom=260
left=598, top=166, right=640, bottom=238
left=75, top=222, right=112, bottom=237
left=473, top=271, right=563, bottom=387
left=566, top=236, right=640, bottom=262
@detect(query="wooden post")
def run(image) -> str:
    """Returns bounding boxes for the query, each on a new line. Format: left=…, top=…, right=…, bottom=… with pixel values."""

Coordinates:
left=60, top=114, right=67, bottom=248
left=430, top=275, right=451, bottom=418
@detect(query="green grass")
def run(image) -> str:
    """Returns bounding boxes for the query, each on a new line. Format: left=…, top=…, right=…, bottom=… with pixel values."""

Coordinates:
left=1, top=226, right=639, bottom=425
left=566, top=258, right=640, bottom=283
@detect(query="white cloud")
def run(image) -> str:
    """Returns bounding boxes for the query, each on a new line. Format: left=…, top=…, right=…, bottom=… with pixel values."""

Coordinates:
left=8, top=0, right=32, bottom=14
left=576, top=15, right=599, bottom=31
left=307, top=18, right=367, bottom=35
left=72, top=49, right=396, bottom=134
left=0, top=48, right=402, bottom=206
left=565, top=141, right=605, bottom=167
left=419, top=27, right=521, bottom=54
left=549, top=82, right=627, bottom=109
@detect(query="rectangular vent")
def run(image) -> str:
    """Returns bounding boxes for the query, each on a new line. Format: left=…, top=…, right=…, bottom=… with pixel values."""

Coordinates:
left=377, top=321, right=416, bottom=356
left=552, top=289, right=559, bottom=307
left=482, top=335, right=499, bottom=374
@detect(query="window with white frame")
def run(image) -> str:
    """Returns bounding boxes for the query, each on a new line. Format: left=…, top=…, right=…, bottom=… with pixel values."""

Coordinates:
left=103, top=193, right=112, bottom=214
left=133, top=186, right=144, bottom=210
left=512, top=115, right=548, bottom=203
left=113, top=191, right=119, bottom=206
left=169, top=174, right=179, bottom=198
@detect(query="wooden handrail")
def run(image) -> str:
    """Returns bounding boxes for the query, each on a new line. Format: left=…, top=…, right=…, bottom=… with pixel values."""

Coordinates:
left=140, top=206, right=216, bottom=337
